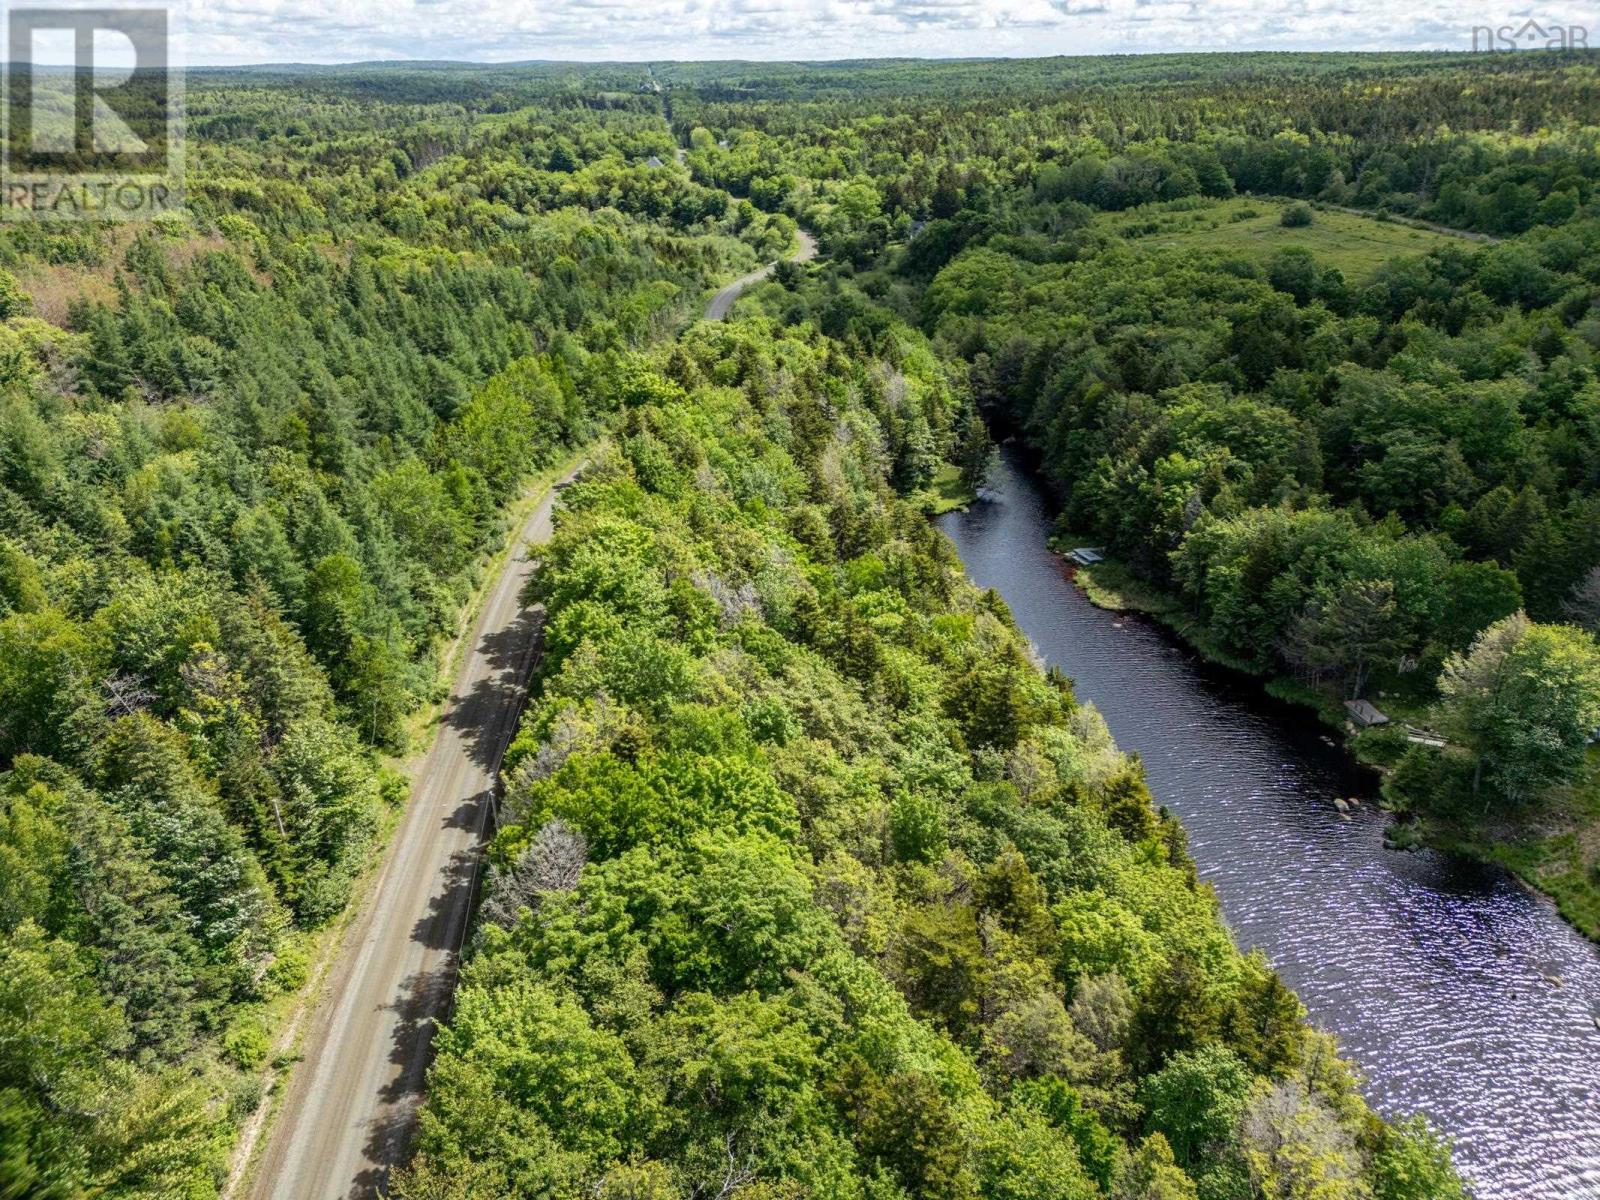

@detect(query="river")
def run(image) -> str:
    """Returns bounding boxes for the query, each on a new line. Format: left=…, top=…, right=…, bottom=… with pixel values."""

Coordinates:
left=935, top=447, right=1600, bottom=1200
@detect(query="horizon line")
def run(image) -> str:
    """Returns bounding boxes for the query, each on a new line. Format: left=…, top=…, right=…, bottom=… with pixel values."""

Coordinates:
left=13, top=44, right=1587, bottom=71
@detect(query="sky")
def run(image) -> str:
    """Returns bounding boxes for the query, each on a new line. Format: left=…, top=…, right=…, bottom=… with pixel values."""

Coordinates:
left=47, top=0, right=1600, bottom=66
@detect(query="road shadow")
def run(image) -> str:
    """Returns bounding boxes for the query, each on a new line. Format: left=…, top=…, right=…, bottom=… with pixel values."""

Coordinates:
left=408, top=829, right=482, bottom=953
left=348, top=959, right=456, bottom=1199
left=442, top=601, right=545, bottom=772
left=345, top=805, right=493, bottom=1197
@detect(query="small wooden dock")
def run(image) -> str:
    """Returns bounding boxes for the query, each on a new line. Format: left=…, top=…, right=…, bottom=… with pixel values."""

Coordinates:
left=1403, top=724, right=1449, bottom=748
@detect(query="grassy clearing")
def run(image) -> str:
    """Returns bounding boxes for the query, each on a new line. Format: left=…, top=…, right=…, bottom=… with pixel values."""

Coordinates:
left=1070, top=557, right=1176, bottom=615
left=915, top=463, right=975, bottom=515
left=1071, top=556, right=1260, bottom=675
left=1098, top=196, right=1462, bottom=281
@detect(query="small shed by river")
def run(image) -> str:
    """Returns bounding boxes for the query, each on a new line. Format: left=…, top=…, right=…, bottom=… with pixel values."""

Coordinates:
left=1344, top=699, right=1389, bottom=728
left=1067, top=547, right=1104, bottom=566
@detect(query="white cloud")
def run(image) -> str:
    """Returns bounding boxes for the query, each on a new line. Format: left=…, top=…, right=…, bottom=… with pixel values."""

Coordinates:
left=162, top=0, right=1592, bottom=64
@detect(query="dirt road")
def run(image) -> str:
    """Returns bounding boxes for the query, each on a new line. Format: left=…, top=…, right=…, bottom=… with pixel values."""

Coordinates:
left=1315, top=201, right=1501, bottom=244
left=243, top=212, right=818, bottom=1199
left=704, top=229, right=817, bottom=319
left=242, top=462, right=582, bottom=1200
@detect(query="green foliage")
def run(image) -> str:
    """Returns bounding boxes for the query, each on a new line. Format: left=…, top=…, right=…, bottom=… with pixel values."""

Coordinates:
left=1439, top=613, right=1600, bottom=803
left=1012, top=1076, right=1119, bottom=1191
left=1, top=52, right=1499, bottom=1197
left=1114, top=1134, right=1200, bottom=1200
left=0, top=922, right=215, bottom=1196
left=0, top=65, right=783, bottom=1194
left=1372, top=1116, right=1467, bottom=1200
left=409, top=316, right=1448, bottom=1197
left=882, top=60, right=1600, bottom=836
left=890, top=791, right=948, bottom=862
left=1139, top=1045, right=1252, bottom=1170
left=1239, top=1078, right=1367, bottom=1200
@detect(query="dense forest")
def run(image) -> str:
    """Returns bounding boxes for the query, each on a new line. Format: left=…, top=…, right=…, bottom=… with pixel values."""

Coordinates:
left=397, top=317, right=1458, bottom=1200
left=10, top=46, right=1600, bottom=1200
left=0, top=73, right=785, bottom=1196
left=676, top=51, right=1600, bottom=931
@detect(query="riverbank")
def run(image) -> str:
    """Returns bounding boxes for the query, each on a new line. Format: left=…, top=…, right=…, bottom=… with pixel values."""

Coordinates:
left=1406, top=762, right=1600, bottom=943
left=1070, top=552, right=1600, bottom=944
left=914, top=463, right=976, bottom=515
left=939, top=448, right=1600, bottom=1200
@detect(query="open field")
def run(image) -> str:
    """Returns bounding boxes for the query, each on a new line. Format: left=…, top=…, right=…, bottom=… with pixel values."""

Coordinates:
left=1099, top=196, right=1466, bottom=280
left=914, top=463, right=975, bottom=515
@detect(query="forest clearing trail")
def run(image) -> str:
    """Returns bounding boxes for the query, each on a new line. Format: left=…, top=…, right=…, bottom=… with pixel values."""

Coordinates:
left=704, top=228, right=818, bottom=319
left=1316, top=201, right=1502, bottom=243
left=240, top=459, right=585, bottom=1200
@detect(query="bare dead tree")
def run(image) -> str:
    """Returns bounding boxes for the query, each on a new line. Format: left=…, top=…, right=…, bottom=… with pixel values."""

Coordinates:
left=478, top=818, right=588, bottom=930
left=1564, top=564, right=1600, bottom=633
left=712, top=1131, right=756, bottom=1199
left=690, top=568, right=762, bottom=627
left=101, top=673, right=156, bottom=718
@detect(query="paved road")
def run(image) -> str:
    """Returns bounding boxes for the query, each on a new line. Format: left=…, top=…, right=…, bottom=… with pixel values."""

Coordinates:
left=244, top=464, right=582, bottom=1200
left=705, top=229, right=817, bottom=319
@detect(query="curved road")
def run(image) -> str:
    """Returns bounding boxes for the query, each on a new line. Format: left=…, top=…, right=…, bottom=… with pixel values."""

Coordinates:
left=705, top=229, right=817, bottom=319
left=242, top=464, right=581, bottom=1200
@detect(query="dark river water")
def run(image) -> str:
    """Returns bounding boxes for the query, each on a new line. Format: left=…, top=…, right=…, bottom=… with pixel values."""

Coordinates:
left=935, top=448, right=1600, bottom=1200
